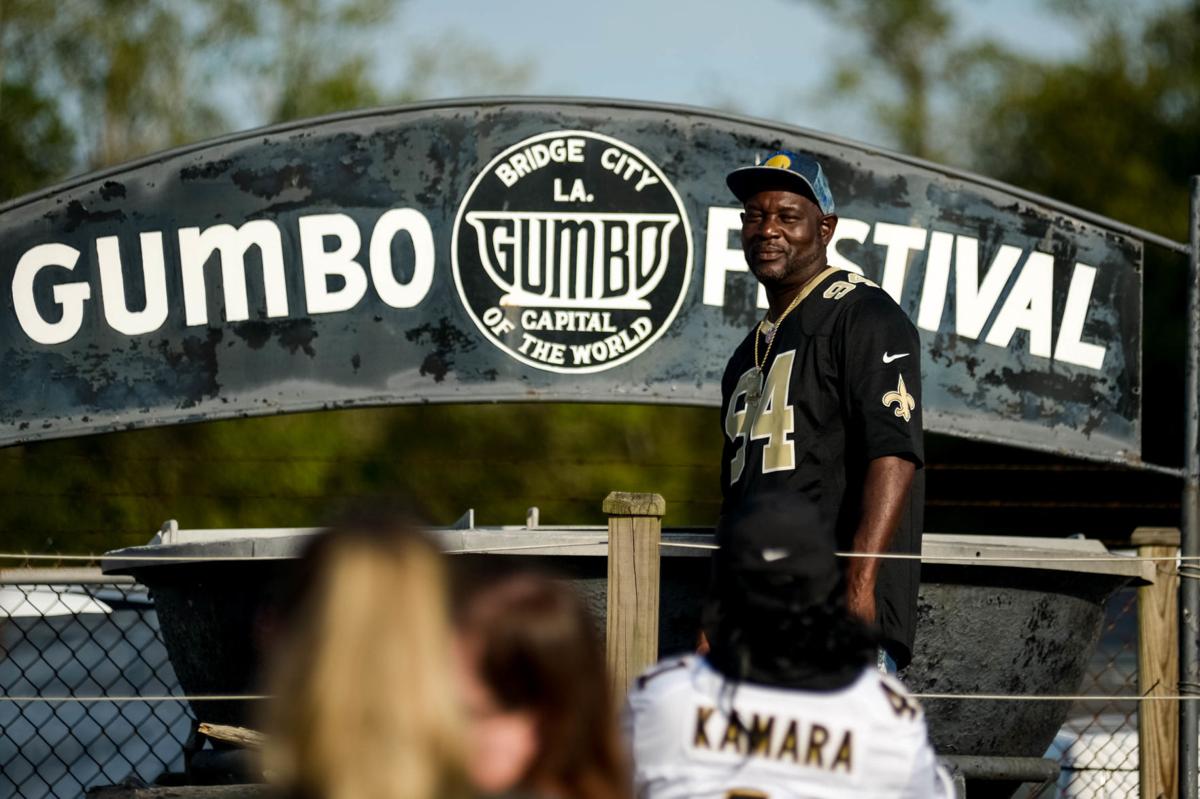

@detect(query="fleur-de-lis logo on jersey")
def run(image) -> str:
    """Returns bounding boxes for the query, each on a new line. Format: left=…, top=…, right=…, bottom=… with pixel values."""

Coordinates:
left=882, top=374, right=916, bottom=422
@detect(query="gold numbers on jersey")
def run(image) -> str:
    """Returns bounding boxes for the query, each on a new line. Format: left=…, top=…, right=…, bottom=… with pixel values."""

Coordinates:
left=880, top=681, right=921, bottom=720
left=821, top=271, right=879, bottom=300
left=725, top=350, right=796, bottom=484
left=822, top=280, right=855, bottom=300
left=751, top=350, right=796, bottom=472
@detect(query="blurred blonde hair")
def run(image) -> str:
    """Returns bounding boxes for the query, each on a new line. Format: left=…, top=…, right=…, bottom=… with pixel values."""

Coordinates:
left=261, top=521, right=469, bottom=799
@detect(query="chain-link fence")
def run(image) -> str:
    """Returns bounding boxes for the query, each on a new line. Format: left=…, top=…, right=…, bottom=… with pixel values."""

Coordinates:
left=1012, top=585, right=1141, bottom=798
left=0, top=574, right=193, bottom=798
left=0, top=568, right=1155, bottom=798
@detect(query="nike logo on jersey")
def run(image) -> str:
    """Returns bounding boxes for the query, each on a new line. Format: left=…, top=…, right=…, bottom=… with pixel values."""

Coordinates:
left=761, top=548, right=789, bottom=562
left=881, top=352, right=909, bottom=363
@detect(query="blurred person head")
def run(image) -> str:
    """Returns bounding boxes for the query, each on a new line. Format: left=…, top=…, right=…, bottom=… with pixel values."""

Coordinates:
left=706, top=493, right=877, bottom=689
left=455, top=572, right=629, bottom=799
left=260, top=516, right=470, bottom=799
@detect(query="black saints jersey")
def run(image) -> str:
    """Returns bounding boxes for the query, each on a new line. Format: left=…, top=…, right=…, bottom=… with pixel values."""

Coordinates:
left=719, top=267, right=924, bottom=666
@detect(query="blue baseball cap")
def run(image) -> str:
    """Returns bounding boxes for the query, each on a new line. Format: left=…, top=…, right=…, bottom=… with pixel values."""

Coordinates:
left=726, top=150, right=836, bottom=215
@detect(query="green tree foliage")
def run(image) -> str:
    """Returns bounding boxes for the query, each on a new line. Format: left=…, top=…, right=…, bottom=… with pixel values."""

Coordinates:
left=228, top=0, right=395, bottom=123
left=0, top=0, right=528, bottom=182
left=0, top=405, right=721, bottom=554
left=799, top=0, right=1200, bottom=238
left=961, top=2, right=1200, bottom=464
left=799, top=0, right=955, bottom=159
left=965, top=2, right=1200, bottom=241
left=1, top=0, right=232, bottom=172
left=0, top=81, right=74, bottom=199
left=397, top=32, right=535, bottom=102
left=801, top=0, right=1200, bottom=467
left=0, top=1, right=700, bottom=558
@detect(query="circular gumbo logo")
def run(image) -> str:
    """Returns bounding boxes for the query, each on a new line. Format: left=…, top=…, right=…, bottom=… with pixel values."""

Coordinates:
left=452, top=130, right=693, bottom=373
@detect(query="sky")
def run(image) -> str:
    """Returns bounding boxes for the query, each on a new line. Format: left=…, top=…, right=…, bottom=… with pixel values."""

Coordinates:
left=374, top=0, right=1092, bottom=150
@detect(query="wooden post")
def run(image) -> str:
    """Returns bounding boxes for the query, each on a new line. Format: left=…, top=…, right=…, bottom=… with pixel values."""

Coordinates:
left=1135, top=526, right=1181, bottom=799
left=603, top=491, right=665, bottom=698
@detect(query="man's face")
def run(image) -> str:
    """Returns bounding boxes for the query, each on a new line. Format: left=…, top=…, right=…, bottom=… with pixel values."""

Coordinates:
left=740, top=189, right=837, bottom=291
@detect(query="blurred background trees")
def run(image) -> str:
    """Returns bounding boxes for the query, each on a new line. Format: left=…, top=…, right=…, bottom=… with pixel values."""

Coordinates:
left=2, top=0, right=1197, bottom=552
left=0, top=0, right=713, bottom=552
left=805, top=0, right=1199, bottom=477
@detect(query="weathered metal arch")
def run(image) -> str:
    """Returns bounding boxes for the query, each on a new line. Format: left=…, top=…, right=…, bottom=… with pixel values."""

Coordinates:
left=0, top=96, right=1147, bottom=462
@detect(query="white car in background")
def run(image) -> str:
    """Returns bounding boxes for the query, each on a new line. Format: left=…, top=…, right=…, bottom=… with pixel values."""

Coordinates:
left=1045, top=715, right=1138, bottom=798
left=0, top=585, right=113, bottom=619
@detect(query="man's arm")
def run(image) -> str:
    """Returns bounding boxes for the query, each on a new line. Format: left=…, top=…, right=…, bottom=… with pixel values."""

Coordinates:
left=846, top=455, right=916, bottom=623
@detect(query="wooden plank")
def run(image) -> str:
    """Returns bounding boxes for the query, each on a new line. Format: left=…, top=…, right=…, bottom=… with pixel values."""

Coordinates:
left=1132, top=527, right=1183, bottom=549
left=0, top=568, right=135, bottom=585
left=602, top=492, right=667, bottom=517
left=1139, top=540, right=1180, bottom=799
left=604, top=491, right=664, bottom=698
left=87, top=786, right=266, bottom=798
left=197, top=722, right=265, bottom=750
left=921, top=533, right=1155, bottom=582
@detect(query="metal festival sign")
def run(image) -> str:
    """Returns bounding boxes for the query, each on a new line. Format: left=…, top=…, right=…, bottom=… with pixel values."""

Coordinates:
left=0, top=98, right=1142, bottom=463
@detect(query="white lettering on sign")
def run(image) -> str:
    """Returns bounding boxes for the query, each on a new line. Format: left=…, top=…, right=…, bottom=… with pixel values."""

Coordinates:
left=179, top=220, right=289, bottom=326
left=702, top=206, right=767, bottom=310
left=98, top=232, right=169, bottom=336
left=12, top=243, right=90, bottom=345
left=7, top=202, right=1117, bottom=374
left=11, top=208, right=436, bottom=344
left=463, top=211, right=679, bottom=310
left=953, top=237, right=1023, bottom=340
left=494, top=137, right=586, bottom=188
left=872, top=222, right=927, bottom=302
left=916, top=231, right=954, bottom=330
left=985, top=251, right=1054, bottom=357
left=826, top=218, right=870, bottom=275
left=300, top=213, right=368, bottom=315
left=370, top=208, right=435, bottom=309
left=1054, top=264, right=1107, bottom=370
left=598, top=147, right=661, bottom=192
left=566, top=316, right=654, bottom=366
left=700, top=210, right=1110, bottom=370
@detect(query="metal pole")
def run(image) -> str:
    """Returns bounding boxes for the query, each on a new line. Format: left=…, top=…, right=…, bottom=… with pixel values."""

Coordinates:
left=1181, top=175, right=1200, bottom=799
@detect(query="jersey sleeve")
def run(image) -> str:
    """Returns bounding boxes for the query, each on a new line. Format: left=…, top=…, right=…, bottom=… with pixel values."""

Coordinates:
left=898, top=732, right=956, bottom=799
left=870, top=673, right=953, bottom=798
left=624, top=660, right=691, bottom=797
left=838, top=293, right=924, bottom=467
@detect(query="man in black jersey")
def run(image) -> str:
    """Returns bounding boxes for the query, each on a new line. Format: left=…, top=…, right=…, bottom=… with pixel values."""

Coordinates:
left=714, top=150, right=924, bottom=669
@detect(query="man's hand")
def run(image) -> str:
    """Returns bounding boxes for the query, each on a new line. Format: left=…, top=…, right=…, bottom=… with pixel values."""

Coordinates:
left=696, top=629, right=711, bottom=655
left=847, top=455, right=916, bottom=624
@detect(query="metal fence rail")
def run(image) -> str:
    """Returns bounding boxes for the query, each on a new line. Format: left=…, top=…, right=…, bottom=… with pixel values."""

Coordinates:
left=0, top=576, right=192, bottom=799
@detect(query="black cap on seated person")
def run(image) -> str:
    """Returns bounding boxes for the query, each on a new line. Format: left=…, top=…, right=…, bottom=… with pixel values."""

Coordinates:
left=707, top=493, right=875, bottom=688
left=711, top=492, right=840, bottom=615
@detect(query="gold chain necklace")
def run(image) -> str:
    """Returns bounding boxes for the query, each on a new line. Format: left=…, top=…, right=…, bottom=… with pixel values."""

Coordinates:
left=752, top=265, right=839, bottom=373
left=754, top=291, right=804, bottom=373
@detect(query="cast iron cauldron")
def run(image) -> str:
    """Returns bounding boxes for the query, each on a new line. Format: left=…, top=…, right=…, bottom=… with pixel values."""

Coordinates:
left=104, top=523, right=1149, bottom=759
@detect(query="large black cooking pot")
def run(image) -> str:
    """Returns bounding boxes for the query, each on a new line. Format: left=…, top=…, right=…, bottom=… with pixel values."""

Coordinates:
left=104, top=523, right=1148, bottom=761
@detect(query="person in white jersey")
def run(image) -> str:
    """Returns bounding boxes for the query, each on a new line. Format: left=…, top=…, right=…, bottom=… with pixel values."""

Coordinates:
left=625, top=494, right=952, bottom=799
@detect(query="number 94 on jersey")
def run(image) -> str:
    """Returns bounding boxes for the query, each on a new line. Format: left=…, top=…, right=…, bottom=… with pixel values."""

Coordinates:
left=725, top=350, right=797, bottom=484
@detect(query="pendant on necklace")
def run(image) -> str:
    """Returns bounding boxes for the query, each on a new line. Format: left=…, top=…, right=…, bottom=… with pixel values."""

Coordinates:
left=744, top=367, right=764, bottom=404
